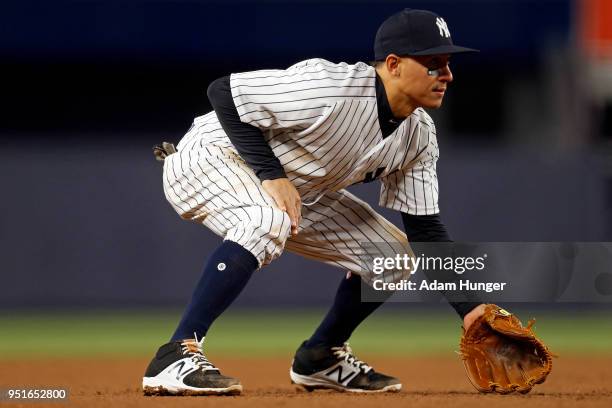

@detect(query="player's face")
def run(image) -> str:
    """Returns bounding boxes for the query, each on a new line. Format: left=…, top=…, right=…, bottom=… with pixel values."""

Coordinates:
left=399, top=54, right=453, bottom=109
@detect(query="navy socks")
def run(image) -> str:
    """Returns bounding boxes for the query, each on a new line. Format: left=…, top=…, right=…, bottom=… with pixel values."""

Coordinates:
left=171, top=240, right=259, bottom=341
left=305, top=273, right=390, bottom=347
left=171, top=241, right=387, bottom=346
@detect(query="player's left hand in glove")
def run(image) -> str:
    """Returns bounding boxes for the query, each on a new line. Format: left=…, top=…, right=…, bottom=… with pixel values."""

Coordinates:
left=459, top=304, right=554, bottom=394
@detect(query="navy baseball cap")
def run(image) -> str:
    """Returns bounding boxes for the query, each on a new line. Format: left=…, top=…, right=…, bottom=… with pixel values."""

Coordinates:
left=374, top=9, right=478, bottom=60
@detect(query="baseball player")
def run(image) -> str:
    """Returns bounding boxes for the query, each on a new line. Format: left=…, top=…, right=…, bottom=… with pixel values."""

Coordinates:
left=143, top=9, right=486, bottom=396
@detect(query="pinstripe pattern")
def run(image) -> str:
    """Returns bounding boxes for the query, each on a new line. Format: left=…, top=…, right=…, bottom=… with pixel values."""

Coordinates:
left=164, top=146, right=411, bottom=282
left=230, top=58, right=438, bottom=210
left=165, top=58, right=440, bottom=279
left=287, top=190, right=412, bottom=284
left=164, top=145, right=291, bottom=266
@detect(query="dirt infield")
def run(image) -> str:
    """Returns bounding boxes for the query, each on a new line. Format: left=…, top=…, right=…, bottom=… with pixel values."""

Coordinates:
left=3, top=356, right=611, bottom=408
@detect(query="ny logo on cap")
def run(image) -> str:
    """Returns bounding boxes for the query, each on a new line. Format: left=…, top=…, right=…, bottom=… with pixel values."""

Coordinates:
left=436, top=17, right=451, bottom=38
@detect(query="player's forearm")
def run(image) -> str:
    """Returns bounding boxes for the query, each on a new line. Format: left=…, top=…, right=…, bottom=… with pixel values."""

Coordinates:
left=207, top=76, right=286, bottom=181
left=400, top=213, right=452, bottom=242
left=400, top=212, right=481, bottom=319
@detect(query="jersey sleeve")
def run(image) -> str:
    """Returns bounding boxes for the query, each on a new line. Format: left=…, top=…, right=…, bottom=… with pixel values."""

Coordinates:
left=379, top=117, right=440, bottom=215
left=230, top=58, right=374, bottom=131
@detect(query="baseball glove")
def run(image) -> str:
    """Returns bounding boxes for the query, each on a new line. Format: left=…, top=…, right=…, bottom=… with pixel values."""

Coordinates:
left=459, top=304, right=553, bottom=394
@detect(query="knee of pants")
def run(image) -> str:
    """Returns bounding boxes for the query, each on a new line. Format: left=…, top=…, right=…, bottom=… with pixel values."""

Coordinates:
left=225, top=207, right=292, bottom=268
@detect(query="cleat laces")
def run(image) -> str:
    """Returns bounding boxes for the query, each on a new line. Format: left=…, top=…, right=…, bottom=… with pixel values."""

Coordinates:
left=180, top=334, right=218, bottom=372
left=331, top=343, right=372, bottom=373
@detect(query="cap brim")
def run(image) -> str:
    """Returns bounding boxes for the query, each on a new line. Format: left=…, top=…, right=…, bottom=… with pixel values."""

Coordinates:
left=408, top=45, right=479, bottom=56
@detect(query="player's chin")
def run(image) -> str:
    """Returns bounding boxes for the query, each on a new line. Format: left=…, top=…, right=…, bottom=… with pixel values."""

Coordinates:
left=422, top=96, right=445, bottom=109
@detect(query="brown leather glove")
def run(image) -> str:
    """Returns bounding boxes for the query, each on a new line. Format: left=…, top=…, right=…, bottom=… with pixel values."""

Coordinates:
left=459, top=304, right=553, bottom=394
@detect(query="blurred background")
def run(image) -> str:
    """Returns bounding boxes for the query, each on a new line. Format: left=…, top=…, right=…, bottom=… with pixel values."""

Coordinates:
left=0, top=0, right=611, bottom=357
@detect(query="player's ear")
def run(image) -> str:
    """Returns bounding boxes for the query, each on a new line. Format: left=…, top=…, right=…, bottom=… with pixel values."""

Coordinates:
left=385, top=54, right=401, bottom=77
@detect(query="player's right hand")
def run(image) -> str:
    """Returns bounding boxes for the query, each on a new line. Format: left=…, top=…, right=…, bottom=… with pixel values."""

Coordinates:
left=262, top=178, right=302, bottom=236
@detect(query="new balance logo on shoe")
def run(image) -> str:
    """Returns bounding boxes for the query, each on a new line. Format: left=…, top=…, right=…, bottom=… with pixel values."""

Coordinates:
left=325, top=365, right=358, bottom=385
left=169, top=360, right=197, bottom=381
left=290, top=341, right=402, bottom=393
left=143, top=337, right=242, bottom=396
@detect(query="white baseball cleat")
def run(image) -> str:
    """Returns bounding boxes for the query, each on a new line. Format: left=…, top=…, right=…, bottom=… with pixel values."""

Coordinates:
left=143, top=336, right=242, bottom=396
left=290, top=341, right=402, bottom=393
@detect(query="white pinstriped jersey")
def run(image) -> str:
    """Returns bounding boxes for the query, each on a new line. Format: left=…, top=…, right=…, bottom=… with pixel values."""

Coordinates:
left=177, top=58, right=440, bottom=216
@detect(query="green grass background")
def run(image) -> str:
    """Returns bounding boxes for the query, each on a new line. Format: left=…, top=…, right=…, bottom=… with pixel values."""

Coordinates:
left=1, top=309, right=611, bottom=359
